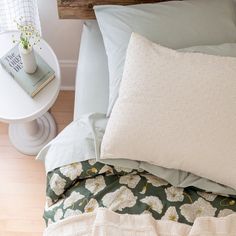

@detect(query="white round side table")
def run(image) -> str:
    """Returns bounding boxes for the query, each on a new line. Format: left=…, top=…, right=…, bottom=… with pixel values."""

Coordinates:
left=0, top=31, right=61, bottom=155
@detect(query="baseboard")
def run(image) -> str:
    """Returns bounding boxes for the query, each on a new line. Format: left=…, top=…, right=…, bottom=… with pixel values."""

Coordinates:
left=59, top=59, right=77, bottom=90
left=60, top=86, right=75, bottom=91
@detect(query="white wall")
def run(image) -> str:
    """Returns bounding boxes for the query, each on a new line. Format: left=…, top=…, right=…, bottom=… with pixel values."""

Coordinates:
left=37, top=0, right=83, bottom=90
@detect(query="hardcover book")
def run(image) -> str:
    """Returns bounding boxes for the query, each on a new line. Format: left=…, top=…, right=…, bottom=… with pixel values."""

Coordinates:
left=0, top=45, right=55, bottom=97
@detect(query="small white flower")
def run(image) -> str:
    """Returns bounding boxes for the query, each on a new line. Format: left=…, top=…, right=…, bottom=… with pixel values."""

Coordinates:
left=140, top=196, right=163, bottom=214
left=161, top=207, right=179, bottom=222
left=54, top=208, right=63, bottom=222
left=85, top=175, right=106, bottom=194
left=119, top=174, right=141, bottom=188
left=63, top=191, right=84, bottom=209
left=88, top=159, right=97, bottom=166
left=49, top=174, right=66, bottom=196
left=218, top=209, right=234, bottom=217
left=197, top=192, right=217, bottom=202
left=102, top=186, right=137, bottom=211
left=114, top=166, right=133, bottom=173
left=99, top=165, right=113, bottom=175
left=84, top=198, right=99, bottom=213
left=165, top=186, right=184, bottom=202
left=180, top=198, right=217, bottom=223
left=60, top=163, right=83, bottom=180
left=64, top=209, right=82, bottom=218
left=142, top=174, right=168, bottom=187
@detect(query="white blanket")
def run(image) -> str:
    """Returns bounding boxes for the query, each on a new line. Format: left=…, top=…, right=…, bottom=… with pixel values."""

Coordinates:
left=45, top=208, right=236, bottom=236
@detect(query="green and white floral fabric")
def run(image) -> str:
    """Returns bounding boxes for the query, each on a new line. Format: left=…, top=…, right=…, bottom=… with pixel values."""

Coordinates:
left=44, top=160, right=236, bottom=226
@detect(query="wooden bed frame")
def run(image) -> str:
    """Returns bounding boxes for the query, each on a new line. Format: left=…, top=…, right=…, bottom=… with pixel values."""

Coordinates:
left=57, top=0, right=174, bottom=19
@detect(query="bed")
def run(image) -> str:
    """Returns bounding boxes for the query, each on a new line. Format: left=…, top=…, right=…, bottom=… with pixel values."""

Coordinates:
left=39, top=0, right=236, bottom=235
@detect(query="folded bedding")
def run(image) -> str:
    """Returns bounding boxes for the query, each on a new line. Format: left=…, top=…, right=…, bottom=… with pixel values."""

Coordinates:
left=45, top=208, right=236, bottom=236
left=44, top=159, right=236, bottom=227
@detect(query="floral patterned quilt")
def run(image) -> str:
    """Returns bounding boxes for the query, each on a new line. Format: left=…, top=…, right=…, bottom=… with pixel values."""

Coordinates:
left=44, top=159, right=236, bottom=226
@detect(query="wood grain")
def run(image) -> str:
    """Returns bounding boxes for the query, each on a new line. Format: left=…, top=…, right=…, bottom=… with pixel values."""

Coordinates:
left=0, top=91, right=74, bottom=236
left=57, top=0, right=173, bottom=19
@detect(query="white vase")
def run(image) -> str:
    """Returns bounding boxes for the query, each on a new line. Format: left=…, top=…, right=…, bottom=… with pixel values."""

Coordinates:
left=19, top=44, right=37, bottom=74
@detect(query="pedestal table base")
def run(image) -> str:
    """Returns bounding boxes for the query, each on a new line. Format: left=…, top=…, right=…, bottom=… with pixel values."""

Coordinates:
left=9, top=112, right=57, bottom=156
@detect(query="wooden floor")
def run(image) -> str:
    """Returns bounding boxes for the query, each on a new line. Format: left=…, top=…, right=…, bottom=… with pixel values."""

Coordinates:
left=0, top=91, right=75, bottom=236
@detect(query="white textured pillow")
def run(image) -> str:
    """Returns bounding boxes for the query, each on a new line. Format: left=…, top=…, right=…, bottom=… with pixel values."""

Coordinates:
left=101, top=33, right=236, bottom=190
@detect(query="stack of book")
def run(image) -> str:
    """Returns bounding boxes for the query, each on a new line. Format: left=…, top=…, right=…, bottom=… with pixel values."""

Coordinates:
left=0, top=45, right=55, bottom=97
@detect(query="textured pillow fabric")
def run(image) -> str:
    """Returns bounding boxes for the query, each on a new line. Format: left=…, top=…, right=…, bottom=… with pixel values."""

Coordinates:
left=94, top=0, right=236, bottom=115
left=74, top=21, right=109, bottom=119
left=101, top=33, right=236, bottom=190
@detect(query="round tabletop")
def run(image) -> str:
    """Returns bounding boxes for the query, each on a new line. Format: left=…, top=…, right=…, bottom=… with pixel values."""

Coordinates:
left=0, top=31, right=61, bottom=124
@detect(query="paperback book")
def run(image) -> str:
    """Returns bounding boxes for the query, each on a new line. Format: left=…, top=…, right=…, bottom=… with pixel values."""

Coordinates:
left=0, top=45, right=55, bottom=97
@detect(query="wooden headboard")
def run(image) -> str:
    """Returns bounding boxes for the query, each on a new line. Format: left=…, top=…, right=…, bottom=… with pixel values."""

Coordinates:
left=57, top=0, right=172, bottom=19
